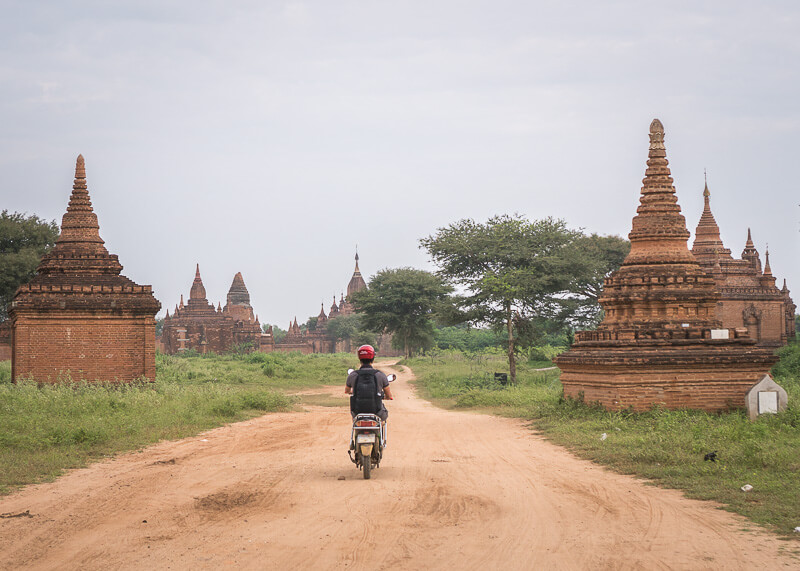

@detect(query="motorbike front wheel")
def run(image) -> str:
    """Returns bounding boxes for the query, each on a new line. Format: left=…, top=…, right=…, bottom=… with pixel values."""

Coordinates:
left=362, top=453, right=371, bottom=479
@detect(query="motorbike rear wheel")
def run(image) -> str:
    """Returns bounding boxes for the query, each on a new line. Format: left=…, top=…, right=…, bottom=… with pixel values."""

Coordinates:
left=362, top=454, right=371, bottom=479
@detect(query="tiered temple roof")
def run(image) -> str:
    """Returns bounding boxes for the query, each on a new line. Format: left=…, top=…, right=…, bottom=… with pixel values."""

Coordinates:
left=596, top=119, right=721, bottom=334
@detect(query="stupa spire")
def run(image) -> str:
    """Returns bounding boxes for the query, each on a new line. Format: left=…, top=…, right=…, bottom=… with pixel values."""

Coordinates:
left=189, top=264, right=207, bottom=301
left=691, top=174, right=731, bottom=261
left=347, top=251, right=367, bottom=297
left=596, top=119, right=720, bottom=331
left=763, top=248, right=772, bottom=276
left=36, top=155, right=125, bottom=276
left=55, top=155, right=106, bottom=250
left=741, top=228, right=761, bottom=272
left=760, top=247, right=777, bottom=288
left=622, top=119, right=695, bottom=267
left=226, top=271, right=251, bottom=307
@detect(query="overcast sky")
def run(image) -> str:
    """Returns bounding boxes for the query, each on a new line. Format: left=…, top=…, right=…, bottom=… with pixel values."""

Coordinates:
left=2, top=0, right=798, bottom=327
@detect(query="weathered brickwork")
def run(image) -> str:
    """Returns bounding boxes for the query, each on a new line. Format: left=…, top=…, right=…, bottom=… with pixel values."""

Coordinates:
left=161, top=267, right=269, bottom=354
left=691, top=190, right=794, bottom=347
left=9, top=156, right=160, bottom=383
left=555, top=120, right=778, bottom=412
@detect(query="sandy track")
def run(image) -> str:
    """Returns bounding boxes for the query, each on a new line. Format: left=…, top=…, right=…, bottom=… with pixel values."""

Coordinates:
left=1, top=364, right=798, bottom=570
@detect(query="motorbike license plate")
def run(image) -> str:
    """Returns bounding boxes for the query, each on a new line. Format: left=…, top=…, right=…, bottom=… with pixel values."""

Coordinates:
left=356, top=434, right=376, bottom=444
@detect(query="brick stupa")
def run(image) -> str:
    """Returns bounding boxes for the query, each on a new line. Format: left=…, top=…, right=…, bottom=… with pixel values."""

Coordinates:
left=555, top=120, right=778, bottom=411
left=10, top=156, right=161, bottom=383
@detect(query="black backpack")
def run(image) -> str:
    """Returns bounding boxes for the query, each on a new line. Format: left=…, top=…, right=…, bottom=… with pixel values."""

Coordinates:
left=351, top=368, right=383, bottom=415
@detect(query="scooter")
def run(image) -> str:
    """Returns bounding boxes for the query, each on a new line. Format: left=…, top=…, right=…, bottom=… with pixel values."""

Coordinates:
left=347, top=370, right=395, bottom=479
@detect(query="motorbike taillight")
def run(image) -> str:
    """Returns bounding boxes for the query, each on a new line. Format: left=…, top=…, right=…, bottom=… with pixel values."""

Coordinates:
left=356, top=420, right=378, bottom=427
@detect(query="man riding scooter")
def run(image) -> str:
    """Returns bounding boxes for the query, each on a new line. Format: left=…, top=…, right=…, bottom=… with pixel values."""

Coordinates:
left=345, top=344, right=393, bottom=421
left=345, top=345, right=394, bottom=478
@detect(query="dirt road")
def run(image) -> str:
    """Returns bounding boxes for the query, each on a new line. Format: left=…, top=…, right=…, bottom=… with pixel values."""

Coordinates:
left=1, top=364, right=798, bottom=570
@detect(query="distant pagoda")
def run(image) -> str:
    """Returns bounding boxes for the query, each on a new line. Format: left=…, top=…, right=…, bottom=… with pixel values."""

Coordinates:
left=10, top=155, right=161, bottom=383
left=161, top=266, right=264, bottom=354
left=555, top=120, right=778, bottom=411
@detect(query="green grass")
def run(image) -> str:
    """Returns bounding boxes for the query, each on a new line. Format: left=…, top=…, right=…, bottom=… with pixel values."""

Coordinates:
left=403, top=345, right=800, bottom=537
left=0, top=351, right=357, bottom=495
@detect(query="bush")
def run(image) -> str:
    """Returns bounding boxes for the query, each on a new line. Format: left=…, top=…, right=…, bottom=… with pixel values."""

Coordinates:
left=772, top=341, right=800, bottom=381
left=526, top=345, right=565, bottom=362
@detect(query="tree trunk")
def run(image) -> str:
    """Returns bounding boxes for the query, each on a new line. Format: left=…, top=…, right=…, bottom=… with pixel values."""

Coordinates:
left=404, top=332, right=410, bottom=358
left=506, top=302, right=516, bottom=384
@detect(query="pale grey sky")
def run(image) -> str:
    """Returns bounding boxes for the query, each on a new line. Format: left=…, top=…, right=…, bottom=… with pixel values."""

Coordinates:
left=2, top=0, right=798, bottom=326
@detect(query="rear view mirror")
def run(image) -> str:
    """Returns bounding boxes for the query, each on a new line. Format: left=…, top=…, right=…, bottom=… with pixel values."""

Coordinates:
left=387, top=374, right=397, bottom=382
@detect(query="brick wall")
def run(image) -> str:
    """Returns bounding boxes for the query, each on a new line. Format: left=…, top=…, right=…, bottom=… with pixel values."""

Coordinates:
left=12, top=315, right=156, bottom=383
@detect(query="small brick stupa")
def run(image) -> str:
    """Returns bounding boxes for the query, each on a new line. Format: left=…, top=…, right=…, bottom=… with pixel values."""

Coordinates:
left=555, top=120, right=778, bottom=411
left=10, top=156, right=161, bottom=383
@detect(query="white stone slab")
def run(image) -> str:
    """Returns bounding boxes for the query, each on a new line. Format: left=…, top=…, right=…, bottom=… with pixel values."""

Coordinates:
left=758, top=391, right=778, bottom=414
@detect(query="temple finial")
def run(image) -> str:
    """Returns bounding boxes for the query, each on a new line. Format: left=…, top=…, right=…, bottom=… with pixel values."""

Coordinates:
left=648, top=118, right=665, bottom=153
left=189, top=264, right=206, bottom=301
left=75, top=154, right=86, bottom=179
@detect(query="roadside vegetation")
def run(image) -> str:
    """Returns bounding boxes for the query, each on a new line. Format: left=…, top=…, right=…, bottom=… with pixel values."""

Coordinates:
left=404, top=342, right=800, bottom=537
left=0, top=351, right=355, bottom=495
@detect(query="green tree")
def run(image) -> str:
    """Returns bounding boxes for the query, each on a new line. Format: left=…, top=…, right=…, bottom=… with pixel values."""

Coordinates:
left=421, top=214, right=583, bottom=383
left=433, top=324, right=504, bottom=352
left=326, top=314, right=363, bottom=341
left=326, top=314, right=378, bottom=351
left=0, top=211, right=59, bottom=320
left=264, top=323, right=287, bottom=344
left=351, top=268, right=452, bottom=357
left=560, top=233, right=630, bottom=328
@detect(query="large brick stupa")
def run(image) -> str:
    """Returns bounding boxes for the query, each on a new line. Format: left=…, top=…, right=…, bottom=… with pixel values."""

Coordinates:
left=555, top=120, right=777, bottom=411
left=9, top=156, right=161, bottom=383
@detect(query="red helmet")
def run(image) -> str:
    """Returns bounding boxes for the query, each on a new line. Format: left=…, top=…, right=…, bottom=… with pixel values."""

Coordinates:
left=357, top=344, right=375, bottom=359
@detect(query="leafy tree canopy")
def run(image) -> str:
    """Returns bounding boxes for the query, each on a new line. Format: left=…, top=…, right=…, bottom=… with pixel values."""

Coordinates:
left=556, top=233, right=630, bottom=329
left=326, top=314, right=364, bottom=341
left=351, top=267, right=453, bottom=357
left=433, top=324, right=504, bottom=352
left=421, top=214, right=625, bottom=382
left=0, top=211, right=59, bottom=320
